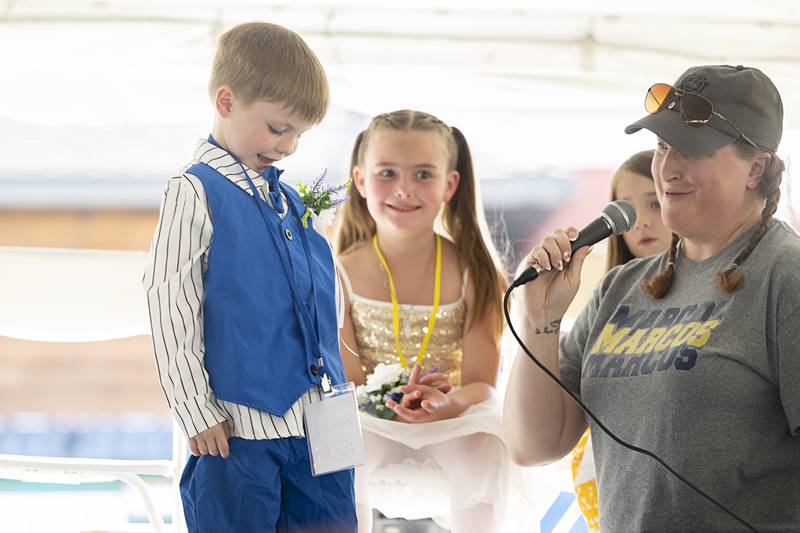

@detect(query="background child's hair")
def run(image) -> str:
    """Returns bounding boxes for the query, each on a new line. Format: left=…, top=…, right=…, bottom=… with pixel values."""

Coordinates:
left=335, top=110, right=508, bottom=339
left=606, top=149, right=655, bottom=271
left=209, top=22, right=329, bottom=123
left=642, top=143, right=785, bottom=298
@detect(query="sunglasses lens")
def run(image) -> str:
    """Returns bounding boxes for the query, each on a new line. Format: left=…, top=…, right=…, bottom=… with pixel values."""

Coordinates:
left=645, top=83, right=673, bottom=113
left=680, top=93, right=712, bottom=128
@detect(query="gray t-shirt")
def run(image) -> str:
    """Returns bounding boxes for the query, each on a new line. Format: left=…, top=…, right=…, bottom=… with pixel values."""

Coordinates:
left=560, top=220, right=800, bottom=532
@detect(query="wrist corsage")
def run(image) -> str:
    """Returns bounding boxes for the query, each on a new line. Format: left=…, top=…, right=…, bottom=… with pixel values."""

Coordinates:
left=297, top=170, right=349, bottom=234
left=356, top=363, right=410, bottom=420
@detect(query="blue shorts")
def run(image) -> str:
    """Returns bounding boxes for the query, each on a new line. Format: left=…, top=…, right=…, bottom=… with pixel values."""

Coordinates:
left=180, top=436, right=357, bottom=533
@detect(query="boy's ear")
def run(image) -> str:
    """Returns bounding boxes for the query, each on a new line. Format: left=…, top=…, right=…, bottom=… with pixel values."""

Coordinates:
left=214, top=86, right=235, bottom=118
left=444, top=170, right=460, bottom=202
left=352, top=167, right=367, bottom=198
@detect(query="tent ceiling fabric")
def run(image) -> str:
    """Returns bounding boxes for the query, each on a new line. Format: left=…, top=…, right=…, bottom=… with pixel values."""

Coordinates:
left=2, top=1, right=800, bottom=207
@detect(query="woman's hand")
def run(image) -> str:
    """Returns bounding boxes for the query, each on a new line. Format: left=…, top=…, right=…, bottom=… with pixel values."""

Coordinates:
left=517, top=227, right=592, bottom=326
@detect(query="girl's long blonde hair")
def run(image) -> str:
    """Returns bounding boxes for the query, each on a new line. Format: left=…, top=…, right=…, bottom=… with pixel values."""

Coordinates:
left=334, top=110, right=508, bottom=339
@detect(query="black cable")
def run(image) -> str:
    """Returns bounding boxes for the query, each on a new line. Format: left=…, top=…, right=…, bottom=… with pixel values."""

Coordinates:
left=503, top=283, right=758, bottom=532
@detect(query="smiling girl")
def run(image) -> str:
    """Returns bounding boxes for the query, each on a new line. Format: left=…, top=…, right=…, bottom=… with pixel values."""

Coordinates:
left=334, top=109, right=510, bottom=533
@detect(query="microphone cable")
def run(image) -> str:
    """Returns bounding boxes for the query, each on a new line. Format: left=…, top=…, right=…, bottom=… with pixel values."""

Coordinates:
left=503, top=284, right=758, bottom=532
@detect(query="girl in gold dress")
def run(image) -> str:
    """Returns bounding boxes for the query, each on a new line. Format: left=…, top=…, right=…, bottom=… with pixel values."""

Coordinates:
left=334, top=109, right=509, bottom=532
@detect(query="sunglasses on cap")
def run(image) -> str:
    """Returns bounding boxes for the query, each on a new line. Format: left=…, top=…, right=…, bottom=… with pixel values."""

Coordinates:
left=645, top=83, right=760, bottom=150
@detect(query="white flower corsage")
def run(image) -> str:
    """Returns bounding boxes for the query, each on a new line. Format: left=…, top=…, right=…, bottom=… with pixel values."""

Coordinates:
left=356, top=363, right=410, bottom=420
left=297, top=170, right=349, bottom=234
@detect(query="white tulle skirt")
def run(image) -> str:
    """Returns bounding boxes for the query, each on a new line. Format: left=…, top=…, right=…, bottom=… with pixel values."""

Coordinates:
left=356, top=396, right=536, bottom=532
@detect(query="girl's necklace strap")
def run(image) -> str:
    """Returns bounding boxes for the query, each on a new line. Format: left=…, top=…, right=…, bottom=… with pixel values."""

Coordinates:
left=371, top=234, right=442, bottom=369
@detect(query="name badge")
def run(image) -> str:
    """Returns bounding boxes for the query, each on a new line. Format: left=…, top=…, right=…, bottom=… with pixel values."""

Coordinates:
left=303, top=381, right=365, bottom=476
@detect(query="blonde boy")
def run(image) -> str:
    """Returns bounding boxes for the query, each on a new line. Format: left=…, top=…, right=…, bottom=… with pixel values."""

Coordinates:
left=143, top=22, right=355, bottom=532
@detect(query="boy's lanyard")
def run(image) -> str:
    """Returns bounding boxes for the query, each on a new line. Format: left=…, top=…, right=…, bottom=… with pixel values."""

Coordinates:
left=371, top=234, right=441, bottom=369
left=206, top=135, right=330, bottom=390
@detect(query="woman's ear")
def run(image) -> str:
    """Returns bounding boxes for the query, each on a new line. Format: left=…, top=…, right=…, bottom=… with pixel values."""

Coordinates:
left=444, top=170, right=461, bottom=202
left=352, top=166, right=367, bottom=198
left=746, top=152, right=771, bottom=190
left=214, top=86, right=234, bottom=118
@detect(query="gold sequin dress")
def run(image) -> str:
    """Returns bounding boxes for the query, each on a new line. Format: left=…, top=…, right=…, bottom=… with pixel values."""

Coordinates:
left=350, top=285, right=466, bottom=386
left=337, top=261, right=516, bottom=529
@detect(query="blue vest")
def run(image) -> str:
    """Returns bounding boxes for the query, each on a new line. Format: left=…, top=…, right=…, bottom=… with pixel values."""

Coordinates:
left=189, top=162, right=344, bottom=416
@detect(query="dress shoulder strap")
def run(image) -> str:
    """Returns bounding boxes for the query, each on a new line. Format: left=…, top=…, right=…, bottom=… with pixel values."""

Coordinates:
left=460, top=268, right=470, bottom=301
left=334, top=257, right=354, bottom=304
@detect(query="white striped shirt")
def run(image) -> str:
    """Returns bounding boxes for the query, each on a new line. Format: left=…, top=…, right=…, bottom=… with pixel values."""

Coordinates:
left=142, top=139, right=324, bottom=440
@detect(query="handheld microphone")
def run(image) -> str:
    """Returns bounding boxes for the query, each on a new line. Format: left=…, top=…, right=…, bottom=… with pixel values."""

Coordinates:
left=512, top=200, right=637, bottom=288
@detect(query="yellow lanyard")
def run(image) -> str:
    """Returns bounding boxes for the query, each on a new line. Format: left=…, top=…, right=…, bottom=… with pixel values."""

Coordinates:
left=372, top=234, right=441, bottom=369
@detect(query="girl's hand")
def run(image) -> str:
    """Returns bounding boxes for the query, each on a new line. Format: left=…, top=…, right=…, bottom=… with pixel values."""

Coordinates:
left=399, top=363, right=452, bottom=410
left=516, top=227, right=592, bottom=326
left=387, top=384, right=450, bottom=423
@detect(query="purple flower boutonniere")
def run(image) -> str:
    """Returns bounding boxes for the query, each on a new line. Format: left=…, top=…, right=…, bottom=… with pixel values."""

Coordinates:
left=297, top=170, right=349, bottom=234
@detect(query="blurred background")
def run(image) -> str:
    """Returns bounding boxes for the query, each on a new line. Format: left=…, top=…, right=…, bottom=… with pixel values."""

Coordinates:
left=2, top=1, right=800, bottom=531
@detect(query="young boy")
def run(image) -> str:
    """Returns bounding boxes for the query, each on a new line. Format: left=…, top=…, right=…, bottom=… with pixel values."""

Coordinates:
left=143, top=22, right=356, bottom=532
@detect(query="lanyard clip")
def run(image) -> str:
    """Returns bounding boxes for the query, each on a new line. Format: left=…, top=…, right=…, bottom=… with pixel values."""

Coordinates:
left=316, top=357, right=332, bottom=392
left=321, top=373, right=332, bottom=393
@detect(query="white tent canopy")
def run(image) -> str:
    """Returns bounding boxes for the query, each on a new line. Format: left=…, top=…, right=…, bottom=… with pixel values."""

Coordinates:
left=2, top=0, right=800, bottom=207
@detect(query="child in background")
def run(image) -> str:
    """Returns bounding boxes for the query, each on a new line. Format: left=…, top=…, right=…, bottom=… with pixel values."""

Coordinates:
left=334, top=109, right=509, bottom=533
left=571, top=149, right=671, bottom=531
left=605, top=150, right=672, bottom=270
left=143, top=22, right=356, bottom=532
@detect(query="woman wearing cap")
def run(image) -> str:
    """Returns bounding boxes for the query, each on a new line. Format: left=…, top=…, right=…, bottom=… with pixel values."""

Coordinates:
left=504, top=65, right=800, bottom=531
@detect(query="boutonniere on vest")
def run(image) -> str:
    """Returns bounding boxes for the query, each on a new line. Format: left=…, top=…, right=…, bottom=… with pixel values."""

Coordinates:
left=297, top=170, right=349, bottom=233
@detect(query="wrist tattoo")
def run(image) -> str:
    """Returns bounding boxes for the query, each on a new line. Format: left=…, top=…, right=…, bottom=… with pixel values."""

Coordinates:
left=534, top=320, right=561, bottom=335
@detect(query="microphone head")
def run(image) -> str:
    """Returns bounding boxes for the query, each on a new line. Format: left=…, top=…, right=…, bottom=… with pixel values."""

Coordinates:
left=603, top=200, right=637, bottom=235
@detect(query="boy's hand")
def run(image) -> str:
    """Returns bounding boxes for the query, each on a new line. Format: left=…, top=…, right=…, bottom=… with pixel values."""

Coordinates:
left=188, top=420, right=231, bottom=459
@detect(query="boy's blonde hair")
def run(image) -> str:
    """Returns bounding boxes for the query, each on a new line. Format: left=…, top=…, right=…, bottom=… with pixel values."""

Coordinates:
left=209, top=22, right=329, bottom=123
left=335, top=110, right=508, bottom=340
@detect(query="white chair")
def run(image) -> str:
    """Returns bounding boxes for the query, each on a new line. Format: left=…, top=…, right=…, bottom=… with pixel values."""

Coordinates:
left=0, top=246, right=185, bottom=533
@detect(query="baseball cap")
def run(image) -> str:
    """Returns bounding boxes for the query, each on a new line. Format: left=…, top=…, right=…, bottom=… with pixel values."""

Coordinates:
left=625, top=65, right=783, bottom=156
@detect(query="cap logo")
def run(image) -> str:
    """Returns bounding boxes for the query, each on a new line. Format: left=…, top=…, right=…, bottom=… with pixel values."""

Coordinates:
left=677, top=74, right=709, bottom=94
